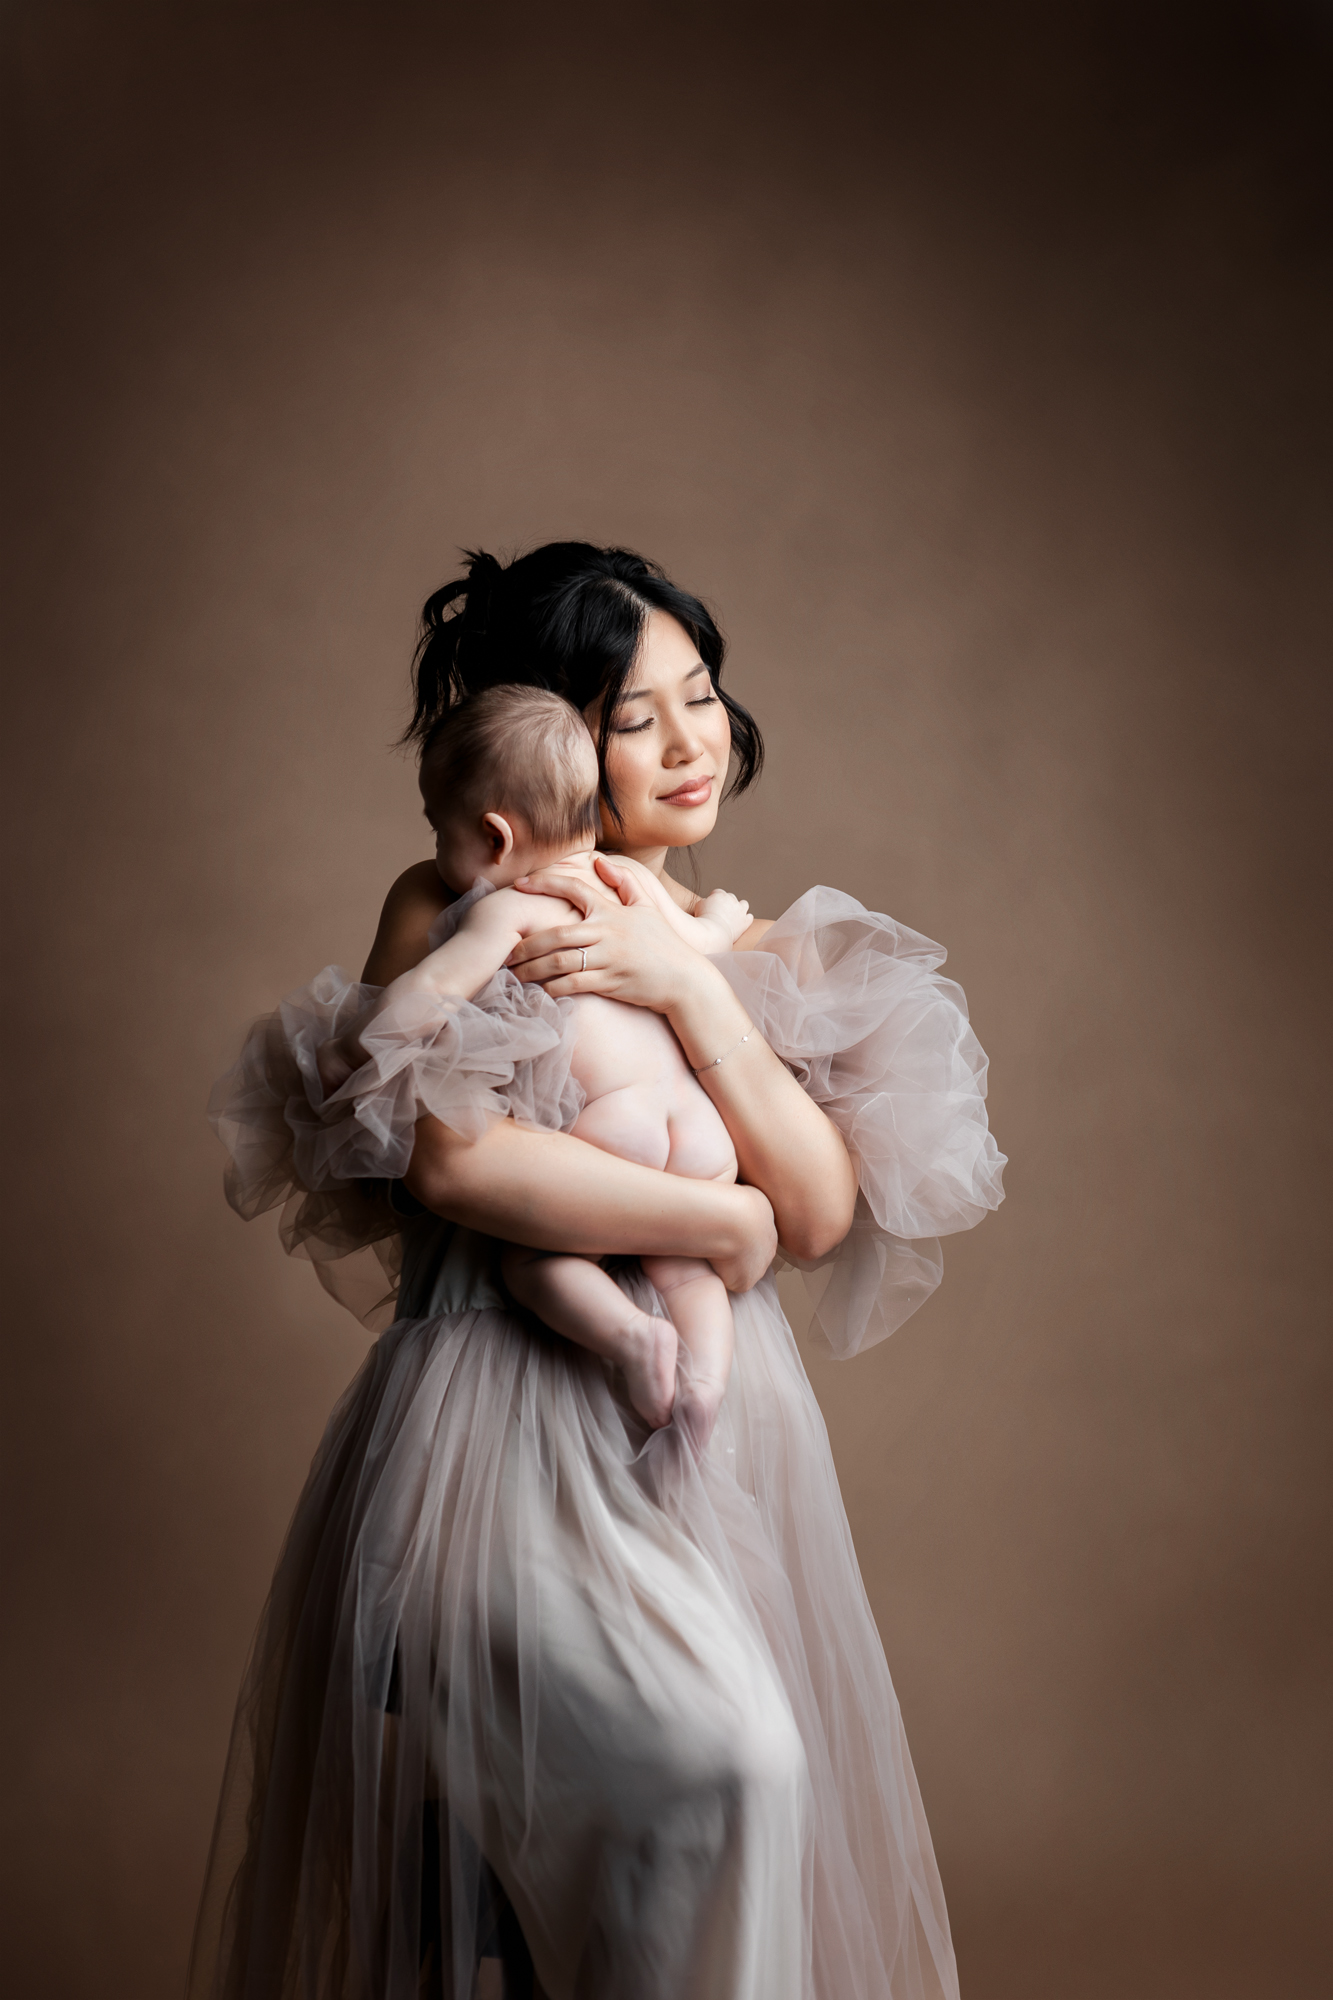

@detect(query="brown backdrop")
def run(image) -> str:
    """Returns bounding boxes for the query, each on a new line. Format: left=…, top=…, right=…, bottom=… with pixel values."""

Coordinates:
left=3, top=3, right=1329, bottom=1996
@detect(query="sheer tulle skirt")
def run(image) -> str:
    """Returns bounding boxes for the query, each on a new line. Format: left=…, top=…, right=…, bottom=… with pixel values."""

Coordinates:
left=188, top=1264, right=958, bottom=2000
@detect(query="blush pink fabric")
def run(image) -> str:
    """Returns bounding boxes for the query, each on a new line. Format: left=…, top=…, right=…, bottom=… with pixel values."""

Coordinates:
left=193, top=888, right=1005, bottom=2000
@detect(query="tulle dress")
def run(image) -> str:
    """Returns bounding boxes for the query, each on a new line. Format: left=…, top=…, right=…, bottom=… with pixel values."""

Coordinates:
left=191, top=887, right=1006, bottom=2000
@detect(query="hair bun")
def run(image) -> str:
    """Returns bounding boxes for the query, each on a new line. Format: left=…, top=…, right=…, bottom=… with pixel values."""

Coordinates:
left=463, top=549, right=503, bottom=614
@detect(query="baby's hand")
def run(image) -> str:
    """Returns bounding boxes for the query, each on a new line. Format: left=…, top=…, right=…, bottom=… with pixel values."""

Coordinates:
left=693, top=888, right=752, bottom=952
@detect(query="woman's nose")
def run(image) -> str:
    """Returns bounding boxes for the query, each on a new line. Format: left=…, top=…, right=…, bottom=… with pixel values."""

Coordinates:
left=661, top=709, right=705, bottom=765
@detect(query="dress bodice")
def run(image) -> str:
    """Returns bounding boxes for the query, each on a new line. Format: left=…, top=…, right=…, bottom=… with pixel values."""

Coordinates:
left=397, top=1209, right=508, bottom=1319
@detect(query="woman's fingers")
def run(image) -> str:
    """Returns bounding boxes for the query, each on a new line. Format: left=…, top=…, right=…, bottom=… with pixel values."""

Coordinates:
left=510, top=949, right=599, bottom=989
left=533, top=973, right=598, bottom=997
left=592, top=854, right=651, bottom=905
left=505, top=922, right=599, bottom=971
left=512, top=868, right=617, bottom=917
left=503, top=892, right=709, bottom=1016
left=708, top=1186, right=778, bottom=1292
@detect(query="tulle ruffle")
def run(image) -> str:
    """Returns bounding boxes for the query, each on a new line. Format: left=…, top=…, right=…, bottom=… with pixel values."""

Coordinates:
left=207, top=884, right=1005, bottom=1351
left=205, top=995, right=406, bottom=1328
left=716, top=888, right=1006, bottom=1356
left=207, top=887, right=582, bottom=1327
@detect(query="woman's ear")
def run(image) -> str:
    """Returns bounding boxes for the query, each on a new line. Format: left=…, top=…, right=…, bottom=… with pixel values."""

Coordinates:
left=481, top=812, right=516, bottom=862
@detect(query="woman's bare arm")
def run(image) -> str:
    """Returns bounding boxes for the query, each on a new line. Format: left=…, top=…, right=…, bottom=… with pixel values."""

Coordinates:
left=404, top=1117, right=778, bottom=1293
left=355, top=864, right=778, bottom=1286
left=504, top=865, right=858, bottom=1261
left=665, top=969, right=857, bottom=1261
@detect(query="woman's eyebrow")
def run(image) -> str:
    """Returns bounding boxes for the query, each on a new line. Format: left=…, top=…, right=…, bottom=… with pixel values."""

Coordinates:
left=618, top=661, right=707, bottom=703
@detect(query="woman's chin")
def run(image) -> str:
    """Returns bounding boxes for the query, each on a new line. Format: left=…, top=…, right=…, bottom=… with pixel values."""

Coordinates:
left=654, top=801, right=719, bottom=848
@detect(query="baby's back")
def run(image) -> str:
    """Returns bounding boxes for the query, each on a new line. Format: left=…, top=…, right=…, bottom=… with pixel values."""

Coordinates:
left=566, top=995, right=737, bottom=1184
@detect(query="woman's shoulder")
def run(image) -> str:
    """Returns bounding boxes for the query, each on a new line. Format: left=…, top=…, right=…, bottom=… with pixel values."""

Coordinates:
left=362, top=859, right=453, bottom=983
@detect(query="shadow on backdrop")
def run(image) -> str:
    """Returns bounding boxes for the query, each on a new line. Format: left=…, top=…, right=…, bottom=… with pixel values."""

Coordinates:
left=2, top=2, right=1330, bottom=1996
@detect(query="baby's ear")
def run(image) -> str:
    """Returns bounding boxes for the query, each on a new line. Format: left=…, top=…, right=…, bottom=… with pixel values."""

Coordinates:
left=481, top=812, right=517, bottom=861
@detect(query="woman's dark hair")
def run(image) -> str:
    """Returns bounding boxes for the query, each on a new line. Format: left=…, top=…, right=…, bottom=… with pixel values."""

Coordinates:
left=403, top=543, right=763, bottom=827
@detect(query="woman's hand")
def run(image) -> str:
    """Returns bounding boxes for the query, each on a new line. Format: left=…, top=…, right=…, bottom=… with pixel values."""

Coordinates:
left=507, top=856, right=718, bottom=1017
left=511, top=857, right=859, bottom=1263
left=709, top=1184, right=779, bottom=1292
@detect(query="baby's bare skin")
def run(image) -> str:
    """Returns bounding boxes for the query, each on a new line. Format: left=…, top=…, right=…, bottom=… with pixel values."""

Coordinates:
left=323, top=845, right=751, bottom=1439
left=505, top=990, right=739, bottom=1438
left=565, top=992, right=737, bottom=1184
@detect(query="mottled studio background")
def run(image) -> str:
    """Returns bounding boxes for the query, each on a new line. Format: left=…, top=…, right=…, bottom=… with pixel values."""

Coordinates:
left=2, top=2, right=1329, bottom=1995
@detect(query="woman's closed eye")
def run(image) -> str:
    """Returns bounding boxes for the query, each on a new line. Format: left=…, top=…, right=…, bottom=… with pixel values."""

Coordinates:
left=613, top=693, right=718, bottom=736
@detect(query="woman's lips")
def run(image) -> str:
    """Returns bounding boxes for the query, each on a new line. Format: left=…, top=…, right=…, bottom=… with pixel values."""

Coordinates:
left=658, top=776, right=714, bottom=807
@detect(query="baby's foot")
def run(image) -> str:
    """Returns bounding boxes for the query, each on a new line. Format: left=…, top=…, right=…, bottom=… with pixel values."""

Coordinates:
left=674, top=1374, right=728, bottom=1453
left=618, top=1312, right=679, bottom=1429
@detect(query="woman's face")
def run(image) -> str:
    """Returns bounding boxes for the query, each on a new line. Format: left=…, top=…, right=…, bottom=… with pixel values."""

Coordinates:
left=592, top=610, right=733, bottom=855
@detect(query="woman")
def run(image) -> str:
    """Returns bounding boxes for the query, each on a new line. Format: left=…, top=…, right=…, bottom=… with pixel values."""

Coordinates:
left=193, top=543, right=1006, bottom=2000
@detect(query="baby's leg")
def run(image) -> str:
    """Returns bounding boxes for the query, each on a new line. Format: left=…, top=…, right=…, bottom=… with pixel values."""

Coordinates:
left=640, top=1256, right=735, bottom=1448
left=500, top=1245, right=678, bottom=1430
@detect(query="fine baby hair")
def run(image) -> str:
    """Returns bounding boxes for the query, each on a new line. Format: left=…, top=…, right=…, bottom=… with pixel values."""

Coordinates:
left=418, top=684, right=600, bottom=853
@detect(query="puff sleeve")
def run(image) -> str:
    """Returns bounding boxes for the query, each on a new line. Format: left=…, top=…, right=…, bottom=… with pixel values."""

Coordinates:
left=207, top=887, right=581, bottom=1325
left=715, top=887, right=1006, bottom=1356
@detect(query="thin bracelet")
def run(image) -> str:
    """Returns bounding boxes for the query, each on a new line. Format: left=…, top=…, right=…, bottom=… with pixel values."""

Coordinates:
left=693, top=1026, right=753, bottom=1074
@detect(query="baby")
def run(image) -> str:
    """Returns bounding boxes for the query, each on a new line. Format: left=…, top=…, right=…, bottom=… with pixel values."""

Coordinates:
left=319, top=685, right=754, bottom=1442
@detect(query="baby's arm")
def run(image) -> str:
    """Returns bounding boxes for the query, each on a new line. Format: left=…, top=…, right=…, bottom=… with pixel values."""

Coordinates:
left=317, top=887, right=571, bottom=1093
left=608, top=857, right=751, bottom=955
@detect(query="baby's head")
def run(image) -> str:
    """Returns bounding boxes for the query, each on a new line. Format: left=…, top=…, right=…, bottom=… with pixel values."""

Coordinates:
left=419, top=685, right=600, bottom=894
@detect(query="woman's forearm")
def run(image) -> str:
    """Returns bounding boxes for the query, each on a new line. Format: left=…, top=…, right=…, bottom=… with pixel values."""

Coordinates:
left=403, top=1115, right=777, bottom=1288
left=481, top=877, right=859, bottom=1260
left=668, top=967, right=859, bottom=1262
